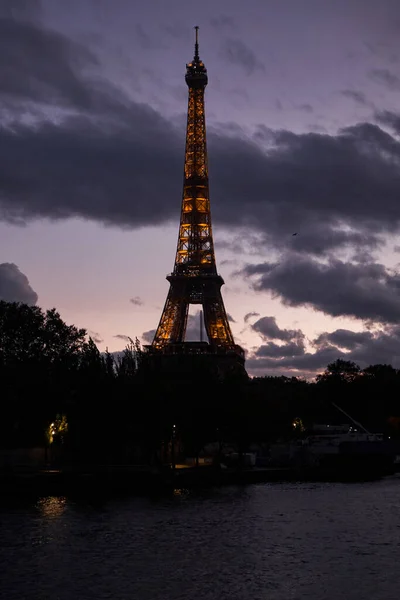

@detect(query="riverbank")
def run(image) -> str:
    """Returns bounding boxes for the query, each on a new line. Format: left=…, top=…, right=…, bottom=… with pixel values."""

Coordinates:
left=1, top=462, right=397, bottom=498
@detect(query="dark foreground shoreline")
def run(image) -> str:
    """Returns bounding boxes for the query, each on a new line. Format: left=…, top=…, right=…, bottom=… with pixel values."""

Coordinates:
left=2, top=462, right=398, bottom=500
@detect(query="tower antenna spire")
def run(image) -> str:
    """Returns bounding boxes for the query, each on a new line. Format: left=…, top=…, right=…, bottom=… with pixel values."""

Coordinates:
left=194, top=25, right=199, bottom=60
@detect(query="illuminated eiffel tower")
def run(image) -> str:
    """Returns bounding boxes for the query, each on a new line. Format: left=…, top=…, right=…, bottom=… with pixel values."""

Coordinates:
left=147, top=28, right=244, bottom=371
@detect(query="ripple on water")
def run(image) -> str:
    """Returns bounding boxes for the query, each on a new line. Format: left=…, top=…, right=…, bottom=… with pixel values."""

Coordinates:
left=1, top=478, right=400, bottom=600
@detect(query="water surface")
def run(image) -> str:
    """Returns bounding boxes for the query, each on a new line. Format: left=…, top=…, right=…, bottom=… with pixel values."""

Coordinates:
left=1, top=478, right=400, bottom=600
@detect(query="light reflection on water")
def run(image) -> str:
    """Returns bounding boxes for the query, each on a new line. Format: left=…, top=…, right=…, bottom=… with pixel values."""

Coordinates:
left=173, top=488, right=190, bottom=497
left=37, top=496, right=67, bottom=518
left=1, top=478, right=400, bottom=600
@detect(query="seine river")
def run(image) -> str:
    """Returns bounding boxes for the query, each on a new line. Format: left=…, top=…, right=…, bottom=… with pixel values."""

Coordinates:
left=1, top=478, right=400, bottom=600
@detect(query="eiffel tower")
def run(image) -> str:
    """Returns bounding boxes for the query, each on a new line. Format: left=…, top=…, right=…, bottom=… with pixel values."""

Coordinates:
left=147, top=27, right=245, bottom=370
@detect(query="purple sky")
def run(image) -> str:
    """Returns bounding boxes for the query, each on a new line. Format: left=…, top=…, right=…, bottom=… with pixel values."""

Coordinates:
left=2, top=0, right=400, bottom=378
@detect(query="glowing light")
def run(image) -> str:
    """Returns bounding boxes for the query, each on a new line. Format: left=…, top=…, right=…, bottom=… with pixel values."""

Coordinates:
left=37, top=496, right=67, bottom=518
left=292, top=417, right=305, bottom=432
left=47, top=415, right=68, bottom=445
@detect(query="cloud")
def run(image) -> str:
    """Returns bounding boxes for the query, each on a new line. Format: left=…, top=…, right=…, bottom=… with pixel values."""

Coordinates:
left=244, top=311, right=260, bottom=323
left=254, top=340, right=305, bottom=358
left=375, top=109, right=400, bottom=134
left=246, top=320, right=400, bottom=378
left=142, top=329, right=155, bottom=344
left=220, top=38, right=265, bottom=75
left=114, top=334, right=133, bottom=343
left=227, top=313, right=236, bottom=323
left=246, top=345, right=342, bottom=378
left=3, top=16, right=400, bottom=266
left=130, top=296, right=143, bottom=306
left=0, top=263, right=38, bottom=304
left=341, top=89, right=367, bottom=105
left=313, top=328, right=373, bottom=350
left=244, top=316, right=339, bottom=376
left=333, top=325, right=400, bottom=368
left=88, top=330, right=103, bottom=344
left=0, top=112, right=180, bottom=227
left=242, top=256, right=400, bottom=324
left=252, top=315, right=304, bottom=342
left=369, top=68, right=400, bottom=90
left=0, top=16, right=98, bottom=109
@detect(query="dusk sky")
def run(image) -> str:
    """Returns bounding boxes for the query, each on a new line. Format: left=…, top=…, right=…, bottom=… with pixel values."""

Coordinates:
left=2, top=0, right=400, bottom=378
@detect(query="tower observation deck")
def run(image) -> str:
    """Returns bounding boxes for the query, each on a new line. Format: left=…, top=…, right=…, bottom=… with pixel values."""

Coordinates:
left=147, top=27, right=245, bottom=370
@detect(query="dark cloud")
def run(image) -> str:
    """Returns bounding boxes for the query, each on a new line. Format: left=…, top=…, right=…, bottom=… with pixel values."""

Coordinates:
left=130, top=296, right=143, bottom=306
left=313, top=328, right=373, bottom=350
left=2, top=17, right=400, bottom=265
left=255, top=340, right=305, bottom=358
left=220, top=38, right=265, bottom=75
left=375, top=109, right=400, bottom=134
left=0, top=263, right=38, bottom=304
left=0, top=18, right=181, bottom=226
left=216, top=121, right=400, bottom=259
left=244, top=311, right=259, bottom=323
left=142, top=329, right=155, bottom=344
left=246, top=345, right=342, bottom=378
left=227, top=313, right=236, bottom=323
left=267, top=224, right=383, bottom=258
left=0, top=113, right=180, bottom=227
left=4, top=112, right=399, bottom=260
left=248, top=323, right=400, bottom=378
left=338, top=325, right=400, bottom=367
left=0, top=16, right=98, bottom=109
left=88, top=330, right=103, bottom=344
left=341, top=89, right=367, bottom=105
left=114, top=334, right=132, bottom=343
left=216, top=231, right=268, bottom=256
left=252, top=316, right=303, bottom=342
left=350, top=249, right=375, bottom=264
left=243, top=256, right=400, bottom=324
left=369, top=68, right=400, bottom=90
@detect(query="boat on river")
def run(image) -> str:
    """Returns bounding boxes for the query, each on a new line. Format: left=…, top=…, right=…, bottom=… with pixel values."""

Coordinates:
left=291, top=424, right=395, bottom=480
left=270, top=403, right=398, bottom=480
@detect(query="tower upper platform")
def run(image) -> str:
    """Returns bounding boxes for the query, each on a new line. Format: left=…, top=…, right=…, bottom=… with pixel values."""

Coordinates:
left=185, top=26, right=208, bottom=88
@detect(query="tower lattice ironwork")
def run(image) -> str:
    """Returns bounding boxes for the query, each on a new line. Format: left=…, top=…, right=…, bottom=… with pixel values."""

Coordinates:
left=150, top=28, right=244, bottom=364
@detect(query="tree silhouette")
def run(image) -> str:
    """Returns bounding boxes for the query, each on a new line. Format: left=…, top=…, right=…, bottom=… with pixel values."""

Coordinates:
left=2, top=301, right=400, bottom=466
left=316, top=359, right=361, bottom=384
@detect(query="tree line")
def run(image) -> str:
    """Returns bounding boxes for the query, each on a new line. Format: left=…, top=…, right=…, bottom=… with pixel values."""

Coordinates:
left=1, top=301, right=400, bottom=464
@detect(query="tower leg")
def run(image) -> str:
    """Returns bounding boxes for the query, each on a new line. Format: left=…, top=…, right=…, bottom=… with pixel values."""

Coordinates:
left=203, top=292, right=235, bottom=347
left=153, top=288, right=189, bottom=347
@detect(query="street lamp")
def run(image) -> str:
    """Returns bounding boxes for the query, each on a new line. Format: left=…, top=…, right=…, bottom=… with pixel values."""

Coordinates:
left=171, top=424, right=176, bottom=471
